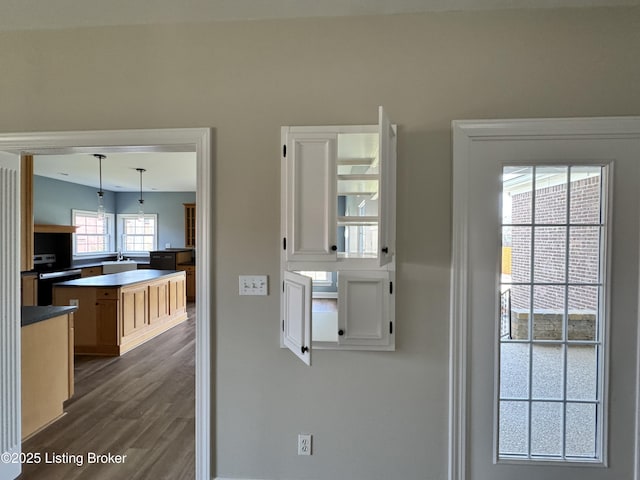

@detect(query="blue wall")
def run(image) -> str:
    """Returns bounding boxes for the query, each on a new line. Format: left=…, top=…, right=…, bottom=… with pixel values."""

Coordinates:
left=34, top=175, right=195, bottom=250
left=116, top=191, right=196, bottom=249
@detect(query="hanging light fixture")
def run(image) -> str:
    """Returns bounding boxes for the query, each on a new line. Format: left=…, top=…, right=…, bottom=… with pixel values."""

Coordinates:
left=136, top=168, right=146, bottom=220
left=94, top=154, right=106, bottom=219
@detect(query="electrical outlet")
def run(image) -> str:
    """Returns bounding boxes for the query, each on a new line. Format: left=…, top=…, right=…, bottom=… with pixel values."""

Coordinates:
left=297, top=433, right=312, bottom=456
left=69, top=299, right=79, bottom=307
left=238, top=275, right=268, bottom=296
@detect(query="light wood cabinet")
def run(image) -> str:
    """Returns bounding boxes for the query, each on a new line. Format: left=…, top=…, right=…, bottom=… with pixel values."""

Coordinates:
left=81, top=266, right=103, bottom=277
left=184, top=203, right=196, bottom=248
left=178, top=264, right=196, bottom=301
left=21, top=312, right=74, bottom=439
left=148, top=279, right=169, bottom=325
left=122, top=285, right=147, bottom=337
left=21, top=273, right=38, bottom=306
left=53, top=271, right=187, bottom=356
left=20, top=155, right=34, bottom=272
left=169, top=275, right=187, bottom=313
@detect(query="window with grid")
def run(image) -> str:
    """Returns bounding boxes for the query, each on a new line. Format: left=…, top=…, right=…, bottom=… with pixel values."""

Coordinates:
left=117, top=214, right=158, bottom=254
left=72, top=210, right=114, bottom=256
left=498, top=165, right=607, bottom=462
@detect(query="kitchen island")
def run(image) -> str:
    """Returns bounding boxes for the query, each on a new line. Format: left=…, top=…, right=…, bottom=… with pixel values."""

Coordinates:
left=22, top=305, right=77, bottom=439
left=53, top=269, right=187, bottom=356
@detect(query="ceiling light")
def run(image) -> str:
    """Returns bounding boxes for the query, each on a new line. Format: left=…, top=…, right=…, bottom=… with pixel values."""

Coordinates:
left=136, top=168, right=146, bottom=220
left=94, top=154, right=106, bottom=219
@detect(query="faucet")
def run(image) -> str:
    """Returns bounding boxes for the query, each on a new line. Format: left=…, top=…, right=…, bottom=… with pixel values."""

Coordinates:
left=117, top=249, right=124, bottom=261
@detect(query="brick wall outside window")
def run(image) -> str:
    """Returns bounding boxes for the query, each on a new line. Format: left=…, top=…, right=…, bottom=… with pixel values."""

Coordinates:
left=510, top=176, right=601, bottom=313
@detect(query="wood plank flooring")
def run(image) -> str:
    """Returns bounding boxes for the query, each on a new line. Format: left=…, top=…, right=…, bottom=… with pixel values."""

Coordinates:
left=19, top=303, right=196, bottom=480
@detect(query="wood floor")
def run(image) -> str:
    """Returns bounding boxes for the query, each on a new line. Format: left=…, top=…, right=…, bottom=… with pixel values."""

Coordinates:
left=19, top=303, right=196, bottom=480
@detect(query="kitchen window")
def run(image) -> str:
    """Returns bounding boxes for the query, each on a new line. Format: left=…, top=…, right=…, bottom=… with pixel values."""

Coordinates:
left=72, top=209, right=115, bottom=256
left=117, top=214, right=158, bottom=254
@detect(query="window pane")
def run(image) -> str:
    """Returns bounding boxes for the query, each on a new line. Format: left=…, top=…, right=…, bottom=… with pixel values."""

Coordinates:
left=568, top=286, right=599, bottom=341
left=500, top=343, right=529, bottom=399
left=533, top=227, right=566, bottom=283
left=568, top=227, right=601, bottom=284
left=504, top=226, right=531, bottom=283
left=531, top=345, right=564, bottom=400
left=532, top=285, right=565, bottom=340
left=503, top=166, right=533, bottom=224
left=531, top=402, right=563, bottom=456
left=566, top=345, right=597, bottom=401
left=499, top=401, right=529, bottom=456
left=566, top=403, right=597, bottom=458
left=570, top=166, right=602, bottom=225
left=534, top=166, right=568, bottom=225
left=509, top=285, right=531, bottom=340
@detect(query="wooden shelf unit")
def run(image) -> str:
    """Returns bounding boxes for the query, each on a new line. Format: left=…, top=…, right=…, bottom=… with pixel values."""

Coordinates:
left=184, top=203, right=196, bottom=248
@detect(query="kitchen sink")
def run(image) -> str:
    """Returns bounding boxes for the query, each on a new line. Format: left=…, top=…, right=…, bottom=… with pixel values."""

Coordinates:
left=102, top=260, right=137, bottom=274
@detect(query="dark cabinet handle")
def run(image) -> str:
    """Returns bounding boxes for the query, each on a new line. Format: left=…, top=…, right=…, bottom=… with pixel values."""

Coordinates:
left=301, top=346, right=309, bottom=354
left=381, top=247, right=389, bottom=254
left=331, top=245, right=337, bottom=251
left=338, top=329, right=344, bottom=336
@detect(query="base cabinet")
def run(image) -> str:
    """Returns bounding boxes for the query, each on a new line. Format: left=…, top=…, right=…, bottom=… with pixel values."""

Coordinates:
left=21, top=313, right=73, bottom=439
left=178, top=264, right=196, bottom=301
left=54, top=272, right=187, bottom=356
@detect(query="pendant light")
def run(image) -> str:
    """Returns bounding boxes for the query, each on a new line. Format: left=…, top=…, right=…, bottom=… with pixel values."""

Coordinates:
left=136, top=168, right=146, bottom=220
left=94, top=154, right=106, bottom=219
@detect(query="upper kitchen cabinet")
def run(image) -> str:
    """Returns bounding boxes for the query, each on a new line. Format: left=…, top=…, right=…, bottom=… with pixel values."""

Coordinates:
left=184, top=203, right=196, bottom=248
left=281, top=106, right=397, bottom=268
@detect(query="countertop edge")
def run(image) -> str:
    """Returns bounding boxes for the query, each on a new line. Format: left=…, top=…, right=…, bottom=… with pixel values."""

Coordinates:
left=22, top=306, right=78, bottom=327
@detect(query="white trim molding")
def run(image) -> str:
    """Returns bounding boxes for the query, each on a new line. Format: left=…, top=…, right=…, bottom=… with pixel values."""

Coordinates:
left=449, top=116, right=640, bottom=480
left=0, top=128, right=213, bottom=480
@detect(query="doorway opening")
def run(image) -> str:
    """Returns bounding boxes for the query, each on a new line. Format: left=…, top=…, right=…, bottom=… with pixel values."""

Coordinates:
left=0, top=128, right=212, bottom=480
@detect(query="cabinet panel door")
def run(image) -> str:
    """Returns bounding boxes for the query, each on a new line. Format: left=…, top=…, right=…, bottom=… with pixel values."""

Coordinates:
left=148, top=281, right=169, bottom=324
left=378, top=106, right=397, bottom=267
left=338, top=271, right=392, bottom=347
left=285, top=130, right=337, bottom=261
left=121, top=287, right=147, bottom=337
left=169, top=276, right=186, bottom=314
left=283, top=271, right=312, bottom=365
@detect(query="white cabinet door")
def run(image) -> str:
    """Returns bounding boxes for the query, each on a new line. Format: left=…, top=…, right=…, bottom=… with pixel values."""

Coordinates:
left=284, top=130, right=337, bottom=262
left=283, top=271, right=312, bottom=365
left=378, top=106, right=397, bottom=267
left=337, top=271, right=393, bottom=348
left=0, top=152, right=22, bottom=480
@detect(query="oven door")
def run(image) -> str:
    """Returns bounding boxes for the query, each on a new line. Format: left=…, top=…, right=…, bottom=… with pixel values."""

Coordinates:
left=38, top=269, right=82, bottom=306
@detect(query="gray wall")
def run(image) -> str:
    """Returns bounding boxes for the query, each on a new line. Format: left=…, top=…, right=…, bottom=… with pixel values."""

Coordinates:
left=34, top=175, right=195, bottom=250
left=3, top=7, right=640, bottom=480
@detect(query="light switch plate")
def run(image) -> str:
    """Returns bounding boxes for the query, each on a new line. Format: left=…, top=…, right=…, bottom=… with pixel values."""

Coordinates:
left=239, top=275, right=268, bottom=296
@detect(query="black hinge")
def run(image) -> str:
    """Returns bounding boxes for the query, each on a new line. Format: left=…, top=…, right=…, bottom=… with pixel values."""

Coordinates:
left=390, top=281, right=393, bottom=294
left=282, top=320, right=285, bottom=332
left=282, top=281, right=285, bottom=293
left=390, top=322, right=393, bottom=335
left=283, top=144, right=287, bottom=158
left=283, top=237, right=287, bottom=250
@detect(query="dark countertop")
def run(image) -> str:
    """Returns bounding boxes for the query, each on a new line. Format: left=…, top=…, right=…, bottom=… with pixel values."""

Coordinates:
left=53, top=269, right=183, bottom=288
left=22, top=305, right=78, bottom=327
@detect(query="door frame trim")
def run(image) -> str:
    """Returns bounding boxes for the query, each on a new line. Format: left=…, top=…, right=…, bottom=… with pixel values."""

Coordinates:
left=0, top=128, right=213, bottom=480
left=449, top=116, right=640, bottom=480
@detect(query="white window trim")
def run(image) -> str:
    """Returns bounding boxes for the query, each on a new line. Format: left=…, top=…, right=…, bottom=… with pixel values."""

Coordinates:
left=72, top=209, right=115, bottom=258
left=116, top=213, right=158, bottom=255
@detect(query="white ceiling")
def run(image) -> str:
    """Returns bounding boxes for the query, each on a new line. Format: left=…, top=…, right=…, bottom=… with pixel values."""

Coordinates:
left=1, top=0, right=638, bottom=31
left=34, top=152, right=197, bottom=192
